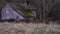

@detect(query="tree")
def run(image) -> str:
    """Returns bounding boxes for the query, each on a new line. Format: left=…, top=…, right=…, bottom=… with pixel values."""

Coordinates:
left=9, top=0, right=37, bottom=22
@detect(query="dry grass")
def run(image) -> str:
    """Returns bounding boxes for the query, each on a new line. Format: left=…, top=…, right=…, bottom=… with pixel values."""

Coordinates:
left=0, top=22, right=60, bottom=34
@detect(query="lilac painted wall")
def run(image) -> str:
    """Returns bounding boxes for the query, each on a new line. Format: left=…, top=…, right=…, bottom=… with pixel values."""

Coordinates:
left=1, top=3, right=24, bottom=20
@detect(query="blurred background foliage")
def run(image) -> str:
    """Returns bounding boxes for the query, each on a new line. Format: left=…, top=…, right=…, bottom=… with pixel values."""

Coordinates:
left=0, top=0, right=60, bottom=22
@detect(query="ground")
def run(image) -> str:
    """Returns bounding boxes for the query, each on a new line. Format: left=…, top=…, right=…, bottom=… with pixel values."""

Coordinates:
left=0, top=22, right=60, bottom=34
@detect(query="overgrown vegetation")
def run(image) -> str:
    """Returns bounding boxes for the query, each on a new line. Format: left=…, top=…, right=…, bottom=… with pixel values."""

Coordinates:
left=0, top=23, right=60, bottom=34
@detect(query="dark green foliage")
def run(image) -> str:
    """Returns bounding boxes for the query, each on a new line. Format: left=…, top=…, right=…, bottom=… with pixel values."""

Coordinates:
left=47, top=2, right=60, bottom=21
left=7, top=0, right=26, bottom=3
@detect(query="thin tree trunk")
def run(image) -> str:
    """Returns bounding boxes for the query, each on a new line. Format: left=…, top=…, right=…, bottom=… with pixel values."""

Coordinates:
left=43, top=0, right=49, bottom=24
left=0, top=9, right=2, bottom=22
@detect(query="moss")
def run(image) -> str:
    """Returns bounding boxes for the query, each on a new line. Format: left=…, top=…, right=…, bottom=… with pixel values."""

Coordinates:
left=0, top=29, right=8, bottom=34
left=34, top=26, right=43, bottom=32
left=53, top=25, right=60, bottom=30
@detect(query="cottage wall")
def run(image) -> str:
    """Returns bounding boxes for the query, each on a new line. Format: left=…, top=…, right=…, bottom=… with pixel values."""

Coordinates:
left=1, top=3, right=24, bottom=20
